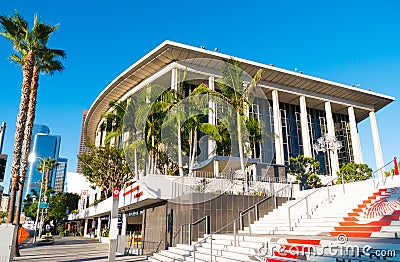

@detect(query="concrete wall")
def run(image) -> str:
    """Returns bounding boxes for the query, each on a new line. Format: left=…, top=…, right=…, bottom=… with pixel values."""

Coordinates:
left=141, top=194, right=289, bottom=251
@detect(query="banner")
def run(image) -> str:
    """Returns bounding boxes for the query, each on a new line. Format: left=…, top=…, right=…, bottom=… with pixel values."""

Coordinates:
left=79, top=190, right=88, bottom=214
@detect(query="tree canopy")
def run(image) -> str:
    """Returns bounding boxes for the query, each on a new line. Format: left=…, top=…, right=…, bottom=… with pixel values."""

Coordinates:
left=78, top=142, right=134, bottom=197
left=336, top=162, right=372, bottom=184
left=288, top=154, right=321, bottom=190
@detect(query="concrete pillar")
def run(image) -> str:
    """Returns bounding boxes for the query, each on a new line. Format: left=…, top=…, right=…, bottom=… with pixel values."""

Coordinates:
left=325, top=102, right=340, bottom=177
left=299, top=96, right=312, bottom=157
left=83, top=219, right=88, bottom=237
left=272, top=90, right=285, bottom=165
left=121, top=212, right=127, bottom=236
left=369, top=111, right=385, bottom=180
left=97, top=217, right=102, bottom=238
left=171, top=68, right=178, bottom=91
left=348, top=107, right=363, bottom=164
left=208, top=76, right=216, bottom=159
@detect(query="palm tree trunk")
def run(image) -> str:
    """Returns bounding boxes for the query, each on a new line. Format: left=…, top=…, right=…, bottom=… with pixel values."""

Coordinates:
left=8, top=51, right=35, bottom=223
left=45, top=170, right=50, bottom=196
left=237, top=110, right=247, bottom=193
left=14, top=66, right=39, bottom=225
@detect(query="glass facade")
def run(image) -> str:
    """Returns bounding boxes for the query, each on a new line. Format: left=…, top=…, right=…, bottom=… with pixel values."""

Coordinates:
left=23, top=124, right=61, bottom=200
left=207, top=97, right=354, bottom=175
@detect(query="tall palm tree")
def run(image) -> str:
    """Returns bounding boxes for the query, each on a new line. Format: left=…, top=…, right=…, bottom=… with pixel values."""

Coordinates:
left=14, top=49, right=65, bottom=225
left=0, top=12, right=51, bottom=222
left=36, top=157, right=57, bottom=196
left=216, top=59, right=263, bottom=193
left=101, top=100, right=127, bottom=145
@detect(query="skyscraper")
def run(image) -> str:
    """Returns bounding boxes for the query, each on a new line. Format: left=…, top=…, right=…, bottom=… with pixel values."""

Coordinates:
left=76, top=110, right=88, bottom=173
left=54, top=157, right=68, bottom=194
left=23, top=124, right=64, bottom=200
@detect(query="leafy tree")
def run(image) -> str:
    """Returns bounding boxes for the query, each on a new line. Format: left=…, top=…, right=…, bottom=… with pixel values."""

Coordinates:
left=0, top=211, right=8, bottom=223
left=384, top=167, right=396, bottom=177
left=47, top=192, right=79, bottom=221
left=336, top=162, right=372, bottom=184
left=78, top=142, right=134, bottom=197
left=1, top=11, right=64, bottom=223
left=288, top=155, right=321, bottom=190
left=307, top=174, right=322, bottom=188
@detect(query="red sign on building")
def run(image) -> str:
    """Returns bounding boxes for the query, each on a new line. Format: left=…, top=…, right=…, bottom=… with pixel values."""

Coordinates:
left=112, top=188, right=120, bottom=198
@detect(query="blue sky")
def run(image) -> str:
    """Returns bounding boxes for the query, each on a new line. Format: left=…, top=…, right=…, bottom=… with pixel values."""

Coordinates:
left=1, top=0, right=399, bottom=191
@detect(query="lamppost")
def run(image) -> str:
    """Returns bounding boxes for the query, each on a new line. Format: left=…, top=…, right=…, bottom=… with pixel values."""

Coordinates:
left=313, top=133, right=344, bottom=193
left=31, top=154, right=45, bottom=244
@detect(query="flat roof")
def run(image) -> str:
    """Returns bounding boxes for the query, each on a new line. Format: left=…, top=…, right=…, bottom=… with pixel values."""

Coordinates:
left=85, top=40, right=394, bottom=140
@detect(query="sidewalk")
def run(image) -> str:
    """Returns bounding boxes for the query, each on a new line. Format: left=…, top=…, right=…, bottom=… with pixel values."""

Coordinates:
left=14, top=236, right=147, bottom=262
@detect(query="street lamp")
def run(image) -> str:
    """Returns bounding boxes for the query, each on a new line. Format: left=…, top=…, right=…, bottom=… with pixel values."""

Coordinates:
left=313, top=133, right=344, bottom=192
left=30, top=154, right=45, bottom=244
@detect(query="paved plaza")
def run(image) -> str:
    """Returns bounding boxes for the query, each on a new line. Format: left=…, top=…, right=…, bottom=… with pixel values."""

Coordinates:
left=14, top=236, right=147, bottom=262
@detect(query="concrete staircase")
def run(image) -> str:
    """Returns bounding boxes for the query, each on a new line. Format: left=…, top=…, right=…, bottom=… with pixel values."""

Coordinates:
left=147, top=176, right=400, bottom=261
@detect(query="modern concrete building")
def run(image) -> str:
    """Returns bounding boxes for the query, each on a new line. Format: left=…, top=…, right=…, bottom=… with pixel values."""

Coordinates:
left=85, top=40, right=394, bottom=179
left=67, top=41, right=395, bottom=253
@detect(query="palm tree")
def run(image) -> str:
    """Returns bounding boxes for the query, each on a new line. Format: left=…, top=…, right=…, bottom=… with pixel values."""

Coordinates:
left=215, top=59, right=263, bottom=193
left=36, top=157, right=57, bottom=196
left=15, top=49, right=65, bottom=225
left=101, top=100, right=127, bottom=145
left=0, top=11, right=58, bottom=223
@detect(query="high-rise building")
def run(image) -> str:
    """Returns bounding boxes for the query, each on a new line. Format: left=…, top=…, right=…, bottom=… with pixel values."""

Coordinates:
left=76, top=110, right=88, bottom=173
left=0, top=193, right=9, bottom=212
left=23, top=124, right=64, bottom=200
left=54, top=158, right=68, bottom=194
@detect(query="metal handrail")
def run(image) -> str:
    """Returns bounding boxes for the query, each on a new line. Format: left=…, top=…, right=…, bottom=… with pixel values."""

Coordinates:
left=288, top=159, right=396, bottom=231
left=191, top=183, right=293, bottom=261
left=288, top=176, right=337, bottom=231
left=373, top=159, right=394, bottom=188
left=239, top=183, right=293, bottom=231
left=180, top=215, right=210, bottom=245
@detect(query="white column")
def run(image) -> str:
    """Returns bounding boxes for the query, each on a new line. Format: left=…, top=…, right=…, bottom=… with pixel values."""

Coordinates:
left=121, top=212, right=127, bottom=236
left=272, top=90, right=285, bottom=165
left=171, top=68, right=178, bottom=91
left=299, top=96, right=312, bottom=157
left=348, top=107, right=363, bottom=164
left=208, top=76, right=216, bottom=158
left=369, top=111, right=385, bottom=180
left=84, top=219, right=88, bottom=237
left=325, top=102, right=340, bottom=177
left=97, top=217, right=102, bottom=238
left=171, top=68, right=183, bottom=176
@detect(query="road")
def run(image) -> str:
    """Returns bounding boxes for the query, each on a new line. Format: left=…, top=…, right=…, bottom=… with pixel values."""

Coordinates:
left=14, top=236, right=147, bottom=262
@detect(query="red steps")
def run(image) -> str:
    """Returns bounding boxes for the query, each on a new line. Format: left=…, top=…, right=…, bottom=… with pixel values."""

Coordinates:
left=329, top=187, right=400, bottom=238
left=334, top=226, right=382, bottom=232
left=339, top=221, right=392, bottom=227
left=330, top=231, right=372, bottom=237
left=270, top=238, right=322, bottom=261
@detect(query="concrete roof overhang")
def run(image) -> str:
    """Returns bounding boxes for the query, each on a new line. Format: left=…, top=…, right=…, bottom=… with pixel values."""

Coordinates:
left=85, top=40, right=394, bottom=141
